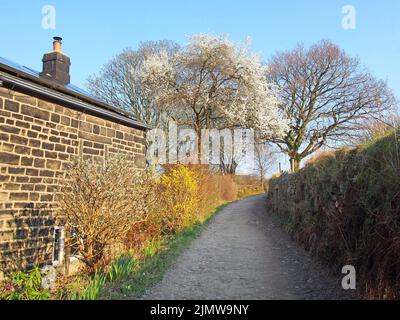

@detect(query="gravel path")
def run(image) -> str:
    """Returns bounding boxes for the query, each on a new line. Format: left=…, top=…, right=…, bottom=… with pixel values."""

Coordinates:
left=142, top=194, right=357, bottom=300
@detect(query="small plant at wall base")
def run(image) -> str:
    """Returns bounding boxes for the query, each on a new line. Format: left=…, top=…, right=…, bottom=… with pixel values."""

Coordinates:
left=68, top=273, right=106, bottom=300
left=108, top=254, right=138, bottom=282
left=0, top=267, right=51, bottom=300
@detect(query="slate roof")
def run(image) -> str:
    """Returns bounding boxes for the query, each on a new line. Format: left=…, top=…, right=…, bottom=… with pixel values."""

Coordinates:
left=0, top=56, right=150, bottom=130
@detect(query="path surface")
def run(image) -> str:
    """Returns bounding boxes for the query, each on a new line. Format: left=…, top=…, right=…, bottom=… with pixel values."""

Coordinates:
left=142, top=195, right=356, bottom=300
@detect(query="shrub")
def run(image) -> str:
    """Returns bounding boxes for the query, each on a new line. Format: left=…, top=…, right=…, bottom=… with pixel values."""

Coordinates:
left=57, top=159, right=244, bottom=297
left=155, top=165, right=238, bottom=231
left=218, top=175, right=238, bottom=202
left=124, top=165, right=227, bottom=253
left=156, top=164, right=200, bottom=233
left=193, top=165, right=226, bottom=222
left=57, top=155, right=156, bottom=272
left=124, top=213, right=162, bottom=258
left=0, top=267, right=51, bottom=300
left=50, top=163, right=252, bottom=300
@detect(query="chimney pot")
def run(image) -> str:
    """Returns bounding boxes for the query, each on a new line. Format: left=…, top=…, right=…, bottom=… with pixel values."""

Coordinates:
left=53, top=36, right=63, bottom=52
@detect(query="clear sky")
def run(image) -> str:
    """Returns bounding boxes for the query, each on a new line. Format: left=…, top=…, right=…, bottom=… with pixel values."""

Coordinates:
left=0, top=0, right=399, bottom=97
left=1, top=0, right=399, bottom=173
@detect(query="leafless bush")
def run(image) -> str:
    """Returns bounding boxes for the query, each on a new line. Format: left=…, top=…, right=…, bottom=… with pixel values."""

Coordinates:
left=57, top=155, right=156, bottom=272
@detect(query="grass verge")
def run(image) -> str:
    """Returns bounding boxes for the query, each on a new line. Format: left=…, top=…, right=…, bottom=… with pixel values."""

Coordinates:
left=99, top=202, right=231, bottom=300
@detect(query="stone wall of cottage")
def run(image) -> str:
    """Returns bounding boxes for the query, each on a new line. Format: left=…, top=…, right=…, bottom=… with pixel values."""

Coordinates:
left=0, top=86, right=146, bottom=278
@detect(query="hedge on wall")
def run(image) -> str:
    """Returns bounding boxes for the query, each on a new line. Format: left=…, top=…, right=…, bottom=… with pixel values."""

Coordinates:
left=267, top=131, right=400, bottom=299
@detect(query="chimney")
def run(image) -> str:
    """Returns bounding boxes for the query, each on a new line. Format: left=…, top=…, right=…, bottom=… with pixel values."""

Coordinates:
left=40, top=37, right=71, bottom=85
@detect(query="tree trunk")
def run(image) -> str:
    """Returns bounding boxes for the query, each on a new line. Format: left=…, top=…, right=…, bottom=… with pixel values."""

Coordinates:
left=290, top=156, right=301, bottom=172
left=196, top=127, right=202, bottom=164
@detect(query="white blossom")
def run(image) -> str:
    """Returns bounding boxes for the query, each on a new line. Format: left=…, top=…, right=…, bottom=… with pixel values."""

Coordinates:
left=141, top=33, right=289, bottom=139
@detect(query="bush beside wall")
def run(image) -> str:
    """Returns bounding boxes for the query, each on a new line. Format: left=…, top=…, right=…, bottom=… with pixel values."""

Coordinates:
left=267, top=132, right=400, bottom=299
left=124, top=165, right=239, bottom=256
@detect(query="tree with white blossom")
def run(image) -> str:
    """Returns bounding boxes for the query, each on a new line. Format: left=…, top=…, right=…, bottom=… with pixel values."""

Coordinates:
left=141, top=33, right=288, bottom=164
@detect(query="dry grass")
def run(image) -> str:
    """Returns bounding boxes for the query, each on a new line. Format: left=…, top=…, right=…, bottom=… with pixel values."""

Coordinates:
left=234, top=175, right=265, bottom=198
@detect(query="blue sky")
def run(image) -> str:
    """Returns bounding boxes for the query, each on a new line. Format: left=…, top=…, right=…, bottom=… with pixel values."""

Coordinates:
left=0, top=0, right=399, bottom=99
left=0, top=1, right=399, bottom=173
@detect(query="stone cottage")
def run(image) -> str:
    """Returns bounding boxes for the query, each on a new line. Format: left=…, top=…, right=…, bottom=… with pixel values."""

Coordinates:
left=0, top=37, right=149, bottom=278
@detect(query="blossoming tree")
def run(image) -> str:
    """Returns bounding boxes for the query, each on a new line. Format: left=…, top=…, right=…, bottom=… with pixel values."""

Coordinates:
left=141, top=33, right=288, bottom=164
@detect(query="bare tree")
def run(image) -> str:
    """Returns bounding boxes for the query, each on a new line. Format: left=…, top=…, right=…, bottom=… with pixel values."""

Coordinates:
left=219, top=155, right=239, bottom=175
left=87, top=40, right=179, bottom=128
left=254, top=142, right=277, bottom=188
left=219, top=148, right=242, bottom=175
left=267, top=40, right=396, bottom=171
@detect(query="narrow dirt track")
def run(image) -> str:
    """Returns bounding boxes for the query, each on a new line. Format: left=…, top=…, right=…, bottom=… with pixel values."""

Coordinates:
left=142, top=194, right=356, bottom=300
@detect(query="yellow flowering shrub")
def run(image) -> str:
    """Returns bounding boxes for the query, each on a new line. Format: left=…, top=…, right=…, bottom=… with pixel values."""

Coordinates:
left=157, top=165, right=200, bottom=233
left=125, top=165, right=236, bottom=251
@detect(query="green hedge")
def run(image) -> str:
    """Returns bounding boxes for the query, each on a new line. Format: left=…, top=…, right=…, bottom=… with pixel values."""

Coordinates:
left=267, top=132, right=400, bottom=299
